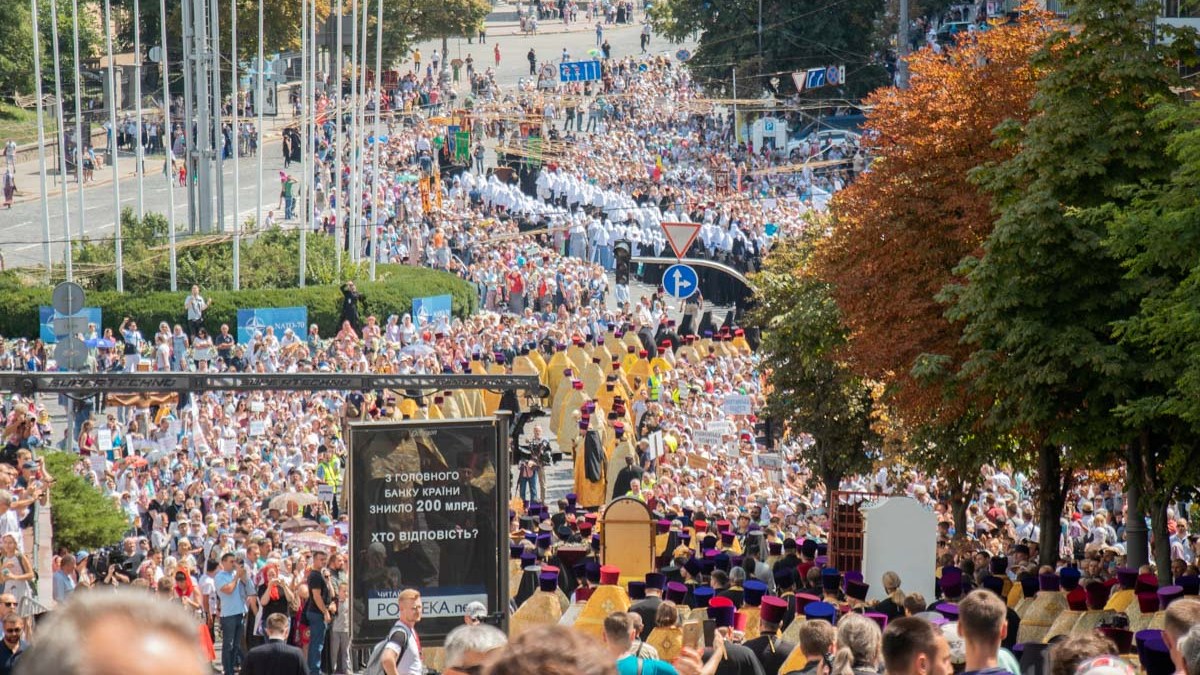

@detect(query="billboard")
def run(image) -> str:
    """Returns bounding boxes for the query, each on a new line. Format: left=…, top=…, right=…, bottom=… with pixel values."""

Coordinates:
left=236, top=306, right=308, bottom=344
left=349, top=418, right=508, bottom=647
left=411, top=294, right=452, bottom=326
left=39, top=306, right=103, bottom=344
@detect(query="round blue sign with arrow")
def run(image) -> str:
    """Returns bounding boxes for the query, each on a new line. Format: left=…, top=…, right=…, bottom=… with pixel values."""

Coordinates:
left=663, top=264, right=699, bottom=299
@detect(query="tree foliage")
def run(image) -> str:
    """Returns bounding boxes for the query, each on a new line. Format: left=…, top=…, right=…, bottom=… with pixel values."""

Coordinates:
left=819, top=11, right=1056, bottom=425
left=647, top=0, right=889, bottom=99
left=945, top=0, right=1196, bottom=560
left=0, top=0, right=102, bottom=103
left=1108, top=98, right=1200, bottom=577
left=749, top=228, right=880, bottom=501
left=114, top=0, right=331, bottom=68
left=44, top=451, right=131, bottom=554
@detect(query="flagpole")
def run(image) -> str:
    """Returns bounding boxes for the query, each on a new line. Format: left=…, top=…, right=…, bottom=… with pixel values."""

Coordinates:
left=50, top=0, right=73, bottom=281
left=231, top=0, right=241, bottom=290
left=298, top=0, right=308, bottom=287
left=161, top=0, right=177, bottom=291
left=210, top=0, right=224, bottom=234
left=334, top=0, right=343, bottom=277
left=70, top=0, right=86, bottom=248
left=103, top=0, right=124, bottom=291
left=31, top=0, right=53, bottom=281
left=355, top=0, right=368, bottom=263
left=134, top=0, right=145, bottom=221
left=254, top=0, right=263, bottom=277
left=369, top=0, right=381, bottom=281
left=348, top=0, right=359, bottom=263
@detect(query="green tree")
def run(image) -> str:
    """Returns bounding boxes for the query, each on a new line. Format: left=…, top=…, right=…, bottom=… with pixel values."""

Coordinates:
left=647, top=0, right=888, bottom=99
left=0, top=0, right=34, bottom=98
left=1108, top=99, right=1200, bottom=580
left=749, top=231, right=880, bottom=505
left=115, top=0, right=330, bottom=67
left=945, top=0, right=1196, bottom=564
left=43, top=451, right=131, bottom=553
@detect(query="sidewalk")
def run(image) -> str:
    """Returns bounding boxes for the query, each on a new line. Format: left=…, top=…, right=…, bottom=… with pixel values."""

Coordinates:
left=4, top=116, right=292, bottom=208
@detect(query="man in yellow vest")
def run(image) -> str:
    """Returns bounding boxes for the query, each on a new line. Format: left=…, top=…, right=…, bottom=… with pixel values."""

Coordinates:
left=316, top=447, right=342, bottom=515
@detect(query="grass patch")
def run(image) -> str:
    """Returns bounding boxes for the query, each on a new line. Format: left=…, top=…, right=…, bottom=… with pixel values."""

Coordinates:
left=0, top=102, right=59, bottom=146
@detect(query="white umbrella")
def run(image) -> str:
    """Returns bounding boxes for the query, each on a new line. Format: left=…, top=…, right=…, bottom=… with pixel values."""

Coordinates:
left=269, top=491, right=321, bottom=511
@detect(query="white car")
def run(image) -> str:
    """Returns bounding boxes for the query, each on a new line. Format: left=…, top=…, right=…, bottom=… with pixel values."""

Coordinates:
left=784, top=129, right=861, bottom=158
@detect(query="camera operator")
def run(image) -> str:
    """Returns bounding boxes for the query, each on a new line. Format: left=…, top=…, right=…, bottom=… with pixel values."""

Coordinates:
left=339, top=282, right=364, bottom=333
left=100, top=557, right=132, bottom=587
left=525, top=426, right=552, bottom=503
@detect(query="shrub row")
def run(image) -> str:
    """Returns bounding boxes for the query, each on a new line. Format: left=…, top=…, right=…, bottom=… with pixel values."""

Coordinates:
left=0, top=265, right=479, bottom=340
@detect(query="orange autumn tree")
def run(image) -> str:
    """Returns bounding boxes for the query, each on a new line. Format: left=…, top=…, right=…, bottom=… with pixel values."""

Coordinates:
left=817, top=10, right=1058, bottom=424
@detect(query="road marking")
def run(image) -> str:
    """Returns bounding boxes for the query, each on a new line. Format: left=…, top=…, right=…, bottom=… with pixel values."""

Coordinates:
left=0, top=220, right=33, bottom=233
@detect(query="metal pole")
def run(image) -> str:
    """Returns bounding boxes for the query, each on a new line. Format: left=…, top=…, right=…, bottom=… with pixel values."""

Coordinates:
left=898, top=0, right=910, bottom=88
left=232, top=0, right=241, bottom=289
left=181, top=0, right=196, bottom=233
left=161, top=0, right=177, bottom=292
left=254, top=0, right=263, bottom=270
left=210, top=0, right=225, bottom=234
left=134, top=0, right=145, bottom=220
left=334, top=0, right=343, bottom=276
left=32, top=0, right=53, bottom=281
left=50, top=0, right=74, bottom=282
left=757, top=0, right=762, bottom=61
left=369, top=0, right=381, bottom=281
left=731, top=66, right=737, bottom=145
left=299, top=0, right=308, bottom=287
left=354, top=0, right=368, bottom=263
left=302, top=0, right=315, bottom=284
left=70, top=0, right=86, bottom=248
left=104, top=0, right=124, bottom=292
left=192, top=0, right=212, bottom=234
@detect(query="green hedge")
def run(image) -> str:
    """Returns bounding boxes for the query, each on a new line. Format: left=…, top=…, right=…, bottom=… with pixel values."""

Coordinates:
left=0, top=264, right=479, bottom=340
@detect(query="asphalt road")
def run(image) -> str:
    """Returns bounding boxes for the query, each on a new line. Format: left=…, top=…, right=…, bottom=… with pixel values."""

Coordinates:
left=1, top=19, right=694, bottom=270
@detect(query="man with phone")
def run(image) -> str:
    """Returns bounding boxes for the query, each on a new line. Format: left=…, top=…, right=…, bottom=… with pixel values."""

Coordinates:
left=215, top=553, right=249, bottom=675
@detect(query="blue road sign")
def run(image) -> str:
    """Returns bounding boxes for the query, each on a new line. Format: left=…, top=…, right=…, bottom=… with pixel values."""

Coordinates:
left=558, top=60, right=603, bottom=83
left=663, top=264, right=699, bottom=299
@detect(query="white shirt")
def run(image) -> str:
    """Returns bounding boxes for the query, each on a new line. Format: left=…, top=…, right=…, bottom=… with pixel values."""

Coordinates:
left=384, top=622, right=423, bottom=675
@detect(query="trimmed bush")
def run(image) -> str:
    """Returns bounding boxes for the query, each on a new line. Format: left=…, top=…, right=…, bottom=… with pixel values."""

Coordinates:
left=42, top=451, right=131, bottom=553
left=0, top=264, right=478, bottom=340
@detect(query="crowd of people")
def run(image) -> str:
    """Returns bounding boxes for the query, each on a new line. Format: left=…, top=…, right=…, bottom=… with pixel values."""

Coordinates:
left=3, top=28, right=1200, bottom=675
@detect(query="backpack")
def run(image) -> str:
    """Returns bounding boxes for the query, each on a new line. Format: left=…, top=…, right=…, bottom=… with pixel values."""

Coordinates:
left=364, top=624, right=411, bottom=675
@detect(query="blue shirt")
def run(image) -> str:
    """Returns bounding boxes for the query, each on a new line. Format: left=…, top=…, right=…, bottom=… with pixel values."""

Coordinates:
left=215, top=569, right=248, bottom=617
left=52, top=570, right=75, bottom=602
left=617, top=656, right=678, bottom=675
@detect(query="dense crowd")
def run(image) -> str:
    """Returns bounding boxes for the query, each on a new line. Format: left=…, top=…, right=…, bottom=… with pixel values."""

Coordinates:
left=3, top=35, right=1200, bottom=675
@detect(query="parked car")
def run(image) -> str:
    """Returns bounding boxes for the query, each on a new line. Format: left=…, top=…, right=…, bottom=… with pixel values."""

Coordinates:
left=784, top=129, right=861, bottom=158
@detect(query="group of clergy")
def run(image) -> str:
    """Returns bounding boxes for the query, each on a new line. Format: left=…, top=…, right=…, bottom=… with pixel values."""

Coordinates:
left=500, top=499, right=1191, bottom=675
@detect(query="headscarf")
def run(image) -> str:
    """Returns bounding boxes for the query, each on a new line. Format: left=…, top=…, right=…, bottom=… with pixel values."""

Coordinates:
left=263, top=563, right=281, bottom=602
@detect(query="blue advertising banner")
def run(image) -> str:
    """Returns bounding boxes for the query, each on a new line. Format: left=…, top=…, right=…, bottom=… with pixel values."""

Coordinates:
left=411, top=295, right=452, bottom=326
left=39, top=306, right=103, bottom=344
left=237, top=306, right=308, bottom=344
